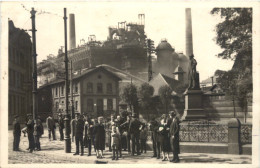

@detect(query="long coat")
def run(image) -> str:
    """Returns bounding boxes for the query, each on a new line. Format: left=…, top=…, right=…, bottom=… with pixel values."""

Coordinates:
left=13, top=120, right=21, bottom=136
left=169, top=117, right=180, bottom=154
left=46, top=117, right=55, bottom=130
left=93, top=123, right=106, bottom=150
left=75, top=118, right=85, bottom=138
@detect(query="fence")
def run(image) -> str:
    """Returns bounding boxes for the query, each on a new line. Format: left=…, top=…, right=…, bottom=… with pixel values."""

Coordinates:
left=147, top=121, right=252, bottom=145
left=240, top=124, right=252, bottom=144
left=179, top=122, right=228, bottom=143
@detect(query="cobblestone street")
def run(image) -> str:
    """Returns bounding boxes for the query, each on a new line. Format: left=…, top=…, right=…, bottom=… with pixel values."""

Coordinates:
left=8, top=129, right=252, bottom=164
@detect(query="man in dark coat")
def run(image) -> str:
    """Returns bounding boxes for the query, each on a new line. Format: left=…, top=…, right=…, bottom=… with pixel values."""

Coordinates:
left=149, top=117, right=159, bottom=158
left=13, top=115, right=21, bottom=151
left=33, top=119, right=42, bottom=151
left=74, top=112, right=85, bottom=156
left=26, top=114, right=35, bottom=153
left=84, top=115, right=94, bottom=156
left=57, top=113, right=64, bottom=141
left=129, top=113, right=142, bottom=156
left=169, top=111, right=180, bottom=163
left=120, top=115, right=132, bottom=154
left=46, top=115, right=56, bottom=141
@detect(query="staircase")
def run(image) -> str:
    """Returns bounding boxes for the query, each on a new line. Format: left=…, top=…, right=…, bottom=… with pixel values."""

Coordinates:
left=203, top=95, right=252, bottom=123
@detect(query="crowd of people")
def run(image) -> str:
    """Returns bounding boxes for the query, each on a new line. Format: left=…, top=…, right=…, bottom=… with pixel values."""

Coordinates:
left=12, top=110, right=180, bottom=163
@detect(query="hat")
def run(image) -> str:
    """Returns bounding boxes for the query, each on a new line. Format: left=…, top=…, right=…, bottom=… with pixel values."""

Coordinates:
left=170, top=111, right=177, bottom=117
left=27, top=113, right=32, bottom=117
left=14, top=115, right=19, bottom=118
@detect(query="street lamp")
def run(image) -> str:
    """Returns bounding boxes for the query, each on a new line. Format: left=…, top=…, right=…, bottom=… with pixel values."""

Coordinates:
left=63, top=8, right=71, bottom=153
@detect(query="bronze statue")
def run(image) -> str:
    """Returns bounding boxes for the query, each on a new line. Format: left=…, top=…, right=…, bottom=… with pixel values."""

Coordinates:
left=188, top=54, right=198, bottom=90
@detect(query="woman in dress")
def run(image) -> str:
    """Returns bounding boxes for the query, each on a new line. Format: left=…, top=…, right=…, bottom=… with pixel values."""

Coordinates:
left=93, top=116, right=106, bottom=158
left=158, top=114, right=171, bottom=161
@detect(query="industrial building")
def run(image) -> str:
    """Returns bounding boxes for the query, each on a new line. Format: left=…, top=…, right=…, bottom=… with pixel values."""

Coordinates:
left=8, top=20, right=33, bottom=124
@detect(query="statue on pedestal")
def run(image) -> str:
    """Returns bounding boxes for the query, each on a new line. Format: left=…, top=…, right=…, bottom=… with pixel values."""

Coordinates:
left=188, top=54, right=200, bottom=90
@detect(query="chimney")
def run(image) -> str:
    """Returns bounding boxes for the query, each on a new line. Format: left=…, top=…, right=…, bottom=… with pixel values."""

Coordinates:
left=185, top=8, right=193, bottom=57
left=69, top=14, right=76, bottom=50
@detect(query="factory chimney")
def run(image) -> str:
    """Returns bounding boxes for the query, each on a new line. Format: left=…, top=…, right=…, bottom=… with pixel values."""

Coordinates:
left=185, top=8, right=193, bottom=57
left=69, top=14, right=76, bottom=50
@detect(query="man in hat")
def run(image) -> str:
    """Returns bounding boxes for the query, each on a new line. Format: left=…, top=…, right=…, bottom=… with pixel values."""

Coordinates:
left=169, top=111, right=180, bottom=163
left=120, top=114, right=132, bottom=154
left=26, top=114, right=35, bottom=153
left=46, top=115, right=56, bottom=141
left=149, top=117, right=159, bottom=158
left=129, top=113, right=142, bottom=156
left=13, top=115, right=21, bottom=151
left=57, top=113, right=64, bottom=141
left=74, top=112, right=85, bottom=156
left=84, top=115, right=94, bottom=156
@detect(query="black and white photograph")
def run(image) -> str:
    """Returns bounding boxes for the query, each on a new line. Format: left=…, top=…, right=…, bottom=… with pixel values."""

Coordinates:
left=0, top=1, right=259, bottom=167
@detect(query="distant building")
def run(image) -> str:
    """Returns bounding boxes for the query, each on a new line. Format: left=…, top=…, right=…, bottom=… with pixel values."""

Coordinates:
left=37, top=14, right=148, bottom=87
left=154, top=40, right=189, bottom=85
left=8, top=20, right=32, bottom=124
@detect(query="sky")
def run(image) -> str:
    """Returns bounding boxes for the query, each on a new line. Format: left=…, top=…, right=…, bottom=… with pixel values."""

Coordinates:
left=1, top=1, right=234, bottom=81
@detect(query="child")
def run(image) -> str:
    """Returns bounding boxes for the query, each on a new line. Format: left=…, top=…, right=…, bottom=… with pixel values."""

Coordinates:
left=111, top=126, right=120, bottom=160
left=140, top=124, right=148, bottom=153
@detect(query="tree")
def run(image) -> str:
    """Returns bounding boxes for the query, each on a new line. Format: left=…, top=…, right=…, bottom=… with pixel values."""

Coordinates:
left=138, top=83, right=154, bottom=120
left=121, top=84, right=138, bottom=115
left=211, top=8, right=252, bottom=122
left=158, top=85, right=173, bottom=114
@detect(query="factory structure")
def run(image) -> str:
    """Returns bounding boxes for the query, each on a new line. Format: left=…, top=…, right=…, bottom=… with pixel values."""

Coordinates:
left=37, top=14, right=190, bottom=87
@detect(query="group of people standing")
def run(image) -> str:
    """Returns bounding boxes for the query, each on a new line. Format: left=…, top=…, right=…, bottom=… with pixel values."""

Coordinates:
left=70, top=112, right=148, bottom=160
left=149, top=111, right=180, bottom=163
left=12, top=110, right=180, bottom=163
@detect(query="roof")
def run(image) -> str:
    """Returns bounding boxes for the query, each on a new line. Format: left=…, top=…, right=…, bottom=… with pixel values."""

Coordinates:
left=39, top=65, right=122, bottom=88
left=156, top=39, right=174, bottom=51
left=149, top=73, right=180, bottom=95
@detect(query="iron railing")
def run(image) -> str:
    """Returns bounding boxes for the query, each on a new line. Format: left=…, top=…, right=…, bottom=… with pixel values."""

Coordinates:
left=240, top=124, right=252, bottom=144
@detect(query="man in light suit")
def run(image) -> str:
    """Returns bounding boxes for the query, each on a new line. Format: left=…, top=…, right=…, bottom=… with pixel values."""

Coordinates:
left=169, top=111, right=180, bottom=163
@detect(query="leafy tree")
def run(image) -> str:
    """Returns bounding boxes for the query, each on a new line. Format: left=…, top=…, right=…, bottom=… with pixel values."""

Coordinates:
left=158, top=85, right=173, bottom=114
left=138, top=83, right=154, bottom=120
left=121, top=84, right=138, bottom=115
left=211, top=8, right=252, bottom=122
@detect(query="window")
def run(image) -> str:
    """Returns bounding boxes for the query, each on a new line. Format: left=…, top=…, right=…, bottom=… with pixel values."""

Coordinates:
left=87, top=99, right=94, bottom=112
left=107, top=83, right=112, bottom=93
left=87, top=82, right=93, bottom=93
left=75, top=84, right=78, bottom=93
left=56, top=102, right=59, bottom=111
left=97, top=83, right=103, bottom=93
left=55, top=87, right=58, bottom=96
left=61, top=86, right=64, bottom=95
left=107, top=99, right=113, bottom=110
left=75, top=101, right=78, bottom=111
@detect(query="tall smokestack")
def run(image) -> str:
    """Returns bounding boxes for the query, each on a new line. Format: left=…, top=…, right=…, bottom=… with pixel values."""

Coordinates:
left=69, top=14, right=76, bottom=50
left=185, top=8, right=193, bottom=57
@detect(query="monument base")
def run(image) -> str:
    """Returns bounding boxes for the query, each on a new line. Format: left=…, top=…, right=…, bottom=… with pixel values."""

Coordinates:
left=182, top=89, right=206, bottom=120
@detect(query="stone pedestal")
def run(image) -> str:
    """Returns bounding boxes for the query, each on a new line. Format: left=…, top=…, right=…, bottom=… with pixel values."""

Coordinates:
left=182, top=90, right=205, bottom=120
left=228, top=118, right=241, bottom=154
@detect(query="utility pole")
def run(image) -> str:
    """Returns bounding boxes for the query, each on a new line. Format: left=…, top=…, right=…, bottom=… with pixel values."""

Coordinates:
left=70, top=60, right=74, bottom=119
left=30, top=8, right=38, bottom=121
left=63, top=8, right=71, bottom=153
left=147, top=39, right=154, bottom=82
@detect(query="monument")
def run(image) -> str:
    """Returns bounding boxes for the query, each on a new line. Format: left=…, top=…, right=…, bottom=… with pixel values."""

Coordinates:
left=181, top=8, right=205, bottom=120
left=182, top=54, right=205, bottom=120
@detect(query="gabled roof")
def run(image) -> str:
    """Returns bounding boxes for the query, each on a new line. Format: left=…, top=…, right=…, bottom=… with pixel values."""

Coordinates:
left=149, top=73, right=180, bottom=96
left=39, top=65, right=122, bottom=88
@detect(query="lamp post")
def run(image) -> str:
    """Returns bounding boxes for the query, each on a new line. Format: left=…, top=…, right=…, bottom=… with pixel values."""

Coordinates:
left=30, top=8, right=38, bottom=121
left=63, top=8, right=71, bottom=153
